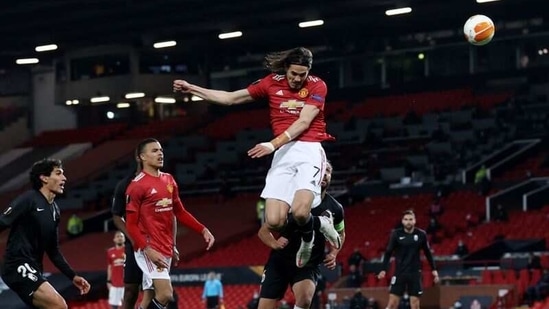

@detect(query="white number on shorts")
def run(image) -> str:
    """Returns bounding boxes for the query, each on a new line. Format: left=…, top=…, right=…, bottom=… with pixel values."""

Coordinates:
left=313, top=166, right=320, bottom=178
left=390, top=276, right=396, bottom=285
left=17, top=263, right=38, bottom=281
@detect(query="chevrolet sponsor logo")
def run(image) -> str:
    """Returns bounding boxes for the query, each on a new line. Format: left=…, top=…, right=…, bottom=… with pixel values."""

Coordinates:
left=280, top=99, right=305, bottom=110
left=155, top=198, right=173, bottom=207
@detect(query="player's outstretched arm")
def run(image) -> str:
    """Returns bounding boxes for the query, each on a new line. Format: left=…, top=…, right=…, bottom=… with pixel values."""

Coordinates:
left=173, top=80, right=254, bottom=106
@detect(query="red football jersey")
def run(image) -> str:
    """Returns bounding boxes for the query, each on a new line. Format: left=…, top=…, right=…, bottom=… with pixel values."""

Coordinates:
left=247, top=73, right=334, bottom=142
left=107, top=246, right=125, bottom=287
left=126, top=171, right=205, bottom=257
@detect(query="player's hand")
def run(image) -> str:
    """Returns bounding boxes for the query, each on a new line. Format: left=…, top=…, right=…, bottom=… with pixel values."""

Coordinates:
left=432, top=270, right=440, bottom=284
left=202, top=228, right=215, bottom=250
left=247, top=143, right=274, bottom=159
left=272, top=237, right=288, bottom=250
left=173, top=80, right=191, bottom=93
left=323, top=252, right=338, bottom=270
left=144, top=247, right=170, bottom=269
left=172, top=246, right=180, bottom=267
left=377, top=270, right=386, bottom=279
left=73, top=276, right=91, bottom=295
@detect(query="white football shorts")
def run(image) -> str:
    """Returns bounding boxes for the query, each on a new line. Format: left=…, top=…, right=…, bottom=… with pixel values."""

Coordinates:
left=261, top=141, right=326, bottom=208
left=108, top=286, right=124, bottom=306
left=134, top=249, right=172, bottom=290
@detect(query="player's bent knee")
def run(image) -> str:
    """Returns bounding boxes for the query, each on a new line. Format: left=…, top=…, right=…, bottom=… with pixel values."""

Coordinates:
left=291, top=207, right=310, bottom=223
left=265, top=216, right=285, bottom=230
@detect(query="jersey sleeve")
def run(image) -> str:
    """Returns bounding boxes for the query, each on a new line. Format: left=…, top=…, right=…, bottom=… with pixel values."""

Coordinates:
left=111, top=178, right=129, bottom=217
left=171, top=178, right=205, bottom=234
left=246, top=76, right=270, bottom=100
left=304, top=79, right=327, bottom=110
left=0, top=192, right=33, bottom=232
left=125, top=182, right=147, bottom=250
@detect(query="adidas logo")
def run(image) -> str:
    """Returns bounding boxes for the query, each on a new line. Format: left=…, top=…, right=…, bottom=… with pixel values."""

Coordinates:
left=275, top=90, right=284, bottom=96
left=151, top=188, right=157, bottom=195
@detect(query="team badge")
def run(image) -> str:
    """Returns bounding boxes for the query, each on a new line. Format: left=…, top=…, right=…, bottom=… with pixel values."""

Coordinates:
left=298, top=88, right=308, bottom=98
left=167, top=184, right=174, bottom=194
left=413, top=234, right=418, bottom=241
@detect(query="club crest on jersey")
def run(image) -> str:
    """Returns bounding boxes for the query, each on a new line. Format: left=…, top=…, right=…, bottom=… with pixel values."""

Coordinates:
left=167, top=184, right=174, bottom=194
left=298, top=88, right=309, bottom=98
left=414, top=234, right=418, bottom=241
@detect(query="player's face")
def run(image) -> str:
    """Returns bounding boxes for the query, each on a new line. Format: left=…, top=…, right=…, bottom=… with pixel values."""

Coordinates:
left=402, top=214, right=416, bottom=231
left=321, top=164, right=332, bottom=189
left=286, top=64, right=309, bottom=89
left=44, top=167, right=67, bottom=195
left=113, top=232, right=125, bottom=246
left=140, top=142, right=164, bottom=169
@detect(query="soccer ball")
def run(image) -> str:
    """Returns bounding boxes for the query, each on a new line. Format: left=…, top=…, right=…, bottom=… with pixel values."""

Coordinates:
left=463, top=15, right=495, bottom=46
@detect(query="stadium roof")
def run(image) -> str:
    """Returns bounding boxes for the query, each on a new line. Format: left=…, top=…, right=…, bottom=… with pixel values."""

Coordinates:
left=0, top=0, right=546, bottom=66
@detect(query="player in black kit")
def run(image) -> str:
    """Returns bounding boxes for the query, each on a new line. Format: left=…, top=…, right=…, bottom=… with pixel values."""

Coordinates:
left=377, top=209, right=439, bottom=309
left=111, top=164, right=144, bottom=309
left=0, top=158, right=90, bottom=308
left=257, top=162, right=345, bottom=309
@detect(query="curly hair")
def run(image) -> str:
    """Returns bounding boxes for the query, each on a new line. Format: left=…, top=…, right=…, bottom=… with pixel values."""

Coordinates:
left=264, top=47, right=313, bottom=74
